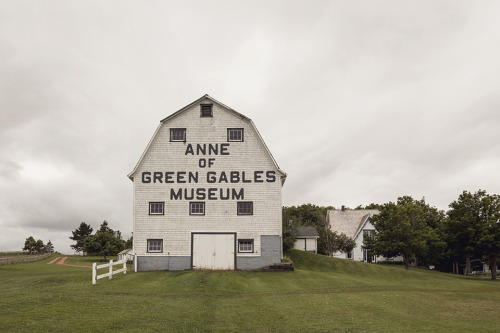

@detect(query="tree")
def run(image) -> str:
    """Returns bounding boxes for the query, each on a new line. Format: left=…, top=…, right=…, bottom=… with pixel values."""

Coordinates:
left=35, top=239, right=45, bottom=253
left=99, top=220, right=114, bottom=234
left=447, top=190, right=500, bottom=279
left=282, top=204, right=334, bottom=254
left=83, top=231, right=125, bottom=260
left=124, top=235, right=133, bottom=249
left=45, top=240, right=54, bottom=253
left=368, top=196, right=445, bottom=270
left=70, top=222, right=93, bottom=253
left=23, top=236, right=37, bottom=254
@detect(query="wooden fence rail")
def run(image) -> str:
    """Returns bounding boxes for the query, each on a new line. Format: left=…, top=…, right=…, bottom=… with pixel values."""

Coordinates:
left=0, top=253, right=52, bottom=265
left=92, top=259, right=127, bottom=285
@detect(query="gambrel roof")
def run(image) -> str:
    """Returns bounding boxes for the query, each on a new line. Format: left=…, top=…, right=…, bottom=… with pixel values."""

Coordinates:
left=127, top=94, right=287, bottom=183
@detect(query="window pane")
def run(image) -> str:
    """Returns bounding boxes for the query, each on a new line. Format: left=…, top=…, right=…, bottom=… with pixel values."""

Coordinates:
left=190, top=202, right=205, bottom=215
left=237, top=202, right=253, bottom=215
left=238, top=240, right=253, bottom=252
left=228, top=128, right=243, bottom=142
left=149, top=202, right=164, bottom=214
left=171, top=129, right=186, bottom=141
left=201, top=105, right=212, bottom=117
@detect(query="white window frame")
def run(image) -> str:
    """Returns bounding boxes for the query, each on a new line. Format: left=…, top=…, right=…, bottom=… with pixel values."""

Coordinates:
left=149, top=202, right=164, bottom=215
left=227, top=128, right=244, bottom=142
left=190, top=202, right=205, bottom=215
left=238, top=239, right=254, bottom=253
left=147, top=239, right=163, bottom=253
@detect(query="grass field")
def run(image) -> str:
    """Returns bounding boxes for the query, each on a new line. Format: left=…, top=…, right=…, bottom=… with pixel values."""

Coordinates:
left=1, top=250, right=499, bottom=332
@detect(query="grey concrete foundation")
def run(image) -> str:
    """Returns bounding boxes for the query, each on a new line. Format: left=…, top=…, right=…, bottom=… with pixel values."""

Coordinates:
left=136, top=235, right=281, bottom=271
left=237, top=235, right=281, bottom=270
left=136, top=256, right=190, bottom=271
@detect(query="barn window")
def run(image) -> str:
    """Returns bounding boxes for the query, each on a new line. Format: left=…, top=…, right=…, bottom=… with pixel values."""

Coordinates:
left=227, top=128, right=244, bottom=142
left=237, top=202, right=253, bottom=215
left=190, top=202, right=205, bottom=215
left=200, top=104, right=213, bottom=117
left=147, top=239, right=163, bottom=253
left=170, top=128, right=186, bottom=142
left=238, top=239, right=254, bottom=253
left=149, top=202, right=164, bottom=215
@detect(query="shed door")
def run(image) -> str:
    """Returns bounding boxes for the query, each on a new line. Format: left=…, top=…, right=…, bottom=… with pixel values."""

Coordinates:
left=295, top=238, right=306, bottom=251
left=192, top=233, right=235, bottom=270
left=305, top=238, right=317, bottom=252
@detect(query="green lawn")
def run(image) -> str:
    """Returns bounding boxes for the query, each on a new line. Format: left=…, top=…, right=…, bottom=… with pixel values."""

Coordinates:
left=1, top=250, right=499, bottom=332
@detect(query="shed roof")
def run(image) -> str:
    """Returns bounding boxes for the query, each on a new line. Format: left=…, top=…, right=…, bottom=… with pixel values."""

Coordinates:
left=118, top=249, right=132, bottom=255
left=327, top=209, right=379, bottom=238
left=295, top=226, right=319, bottom=238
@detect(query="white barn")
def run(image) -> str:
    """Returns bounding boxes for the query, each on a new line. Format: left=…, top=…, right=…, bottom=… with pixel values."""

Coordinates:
left=128, top=95, right=287, bottom=271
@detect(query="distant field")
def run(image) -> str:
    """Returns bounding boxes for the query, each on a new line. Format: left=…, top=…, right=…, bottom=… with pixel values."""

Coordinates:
left=1, top=250, right=499, bottom=332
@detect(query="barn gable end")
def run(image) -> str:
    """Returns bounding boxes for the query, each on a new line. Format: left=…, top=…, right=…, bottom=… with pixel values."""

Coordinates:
left=129, top=95, right=286, bottom=271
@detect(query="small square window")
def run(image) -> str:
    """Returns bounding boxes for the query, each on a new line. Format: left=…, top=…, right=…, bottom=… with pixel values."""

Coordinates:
left=227, top=128, right=244, bottom=142
left=237, top=202, right=253, bottom=215
left=149, top=202, right=164, bottom=215
left=170, top=128, right=186, bottom=142
left=200, top=104, right=213, bottom=117
left=147, top=239, right=163, bottom=253
left=238, top=239, right=254, bottom=253
left=190, top=202, right=205, bottom=215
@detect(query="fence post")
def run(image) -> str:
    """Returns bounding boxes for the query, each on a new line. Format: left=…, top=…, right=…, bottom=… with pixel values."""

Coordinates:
left=123, top=259, right=126, bottom=275
left=109, top=260, right=113, bottom=280
left=92, top=262, right=97, bottom=285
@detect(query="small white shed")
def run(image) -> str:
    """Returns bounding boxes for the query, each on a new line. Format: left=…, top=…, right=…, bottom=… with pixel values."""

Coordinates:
left=293, top=226, right=319, bottom=254
left=118, top=249, right=134, bottom=262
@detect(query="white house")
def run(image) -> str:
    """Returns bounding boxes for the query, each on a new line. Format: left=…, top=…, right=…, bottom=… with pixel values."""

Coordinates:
left=327, top=207, right=381, bottom=262
left=128, top=95, right=287, bottom=271
left=293, top=226, right=319, bottom=254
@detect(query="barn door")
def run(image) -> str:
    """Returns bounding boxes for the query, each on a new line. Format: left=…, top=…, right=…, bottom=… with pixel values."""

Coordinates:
left=192, top=233, right=235, bottom=270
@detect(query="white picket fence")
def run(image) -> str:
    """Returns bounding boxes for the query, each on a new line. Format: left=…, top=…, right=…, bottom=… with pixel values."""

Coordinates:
left=92, top=259, right=127, bottom=285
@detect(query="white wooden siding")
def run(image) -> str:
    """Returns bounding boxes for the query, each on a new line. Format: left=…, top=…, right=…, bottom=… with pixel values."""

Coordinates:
left=132, top=98, right=282, bottom=258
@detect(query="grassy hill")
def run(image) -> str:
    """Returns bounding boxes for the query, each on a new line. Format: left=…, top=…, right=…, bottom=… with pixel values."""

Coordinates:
left=1, top=250, right=499, bottom=332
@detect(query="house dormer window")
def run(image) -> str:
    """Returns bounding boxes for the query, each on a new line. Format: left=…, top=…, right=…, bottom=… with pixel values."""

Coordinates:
left=200, top=104, right=213, bottom=117
left=170, top=128, right=186, bottom=142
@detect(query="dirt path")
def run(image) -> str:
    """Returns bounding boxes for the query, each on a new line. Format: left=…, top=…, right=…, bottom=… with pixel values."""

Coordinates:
left=47, top=256, right=91, bottom=268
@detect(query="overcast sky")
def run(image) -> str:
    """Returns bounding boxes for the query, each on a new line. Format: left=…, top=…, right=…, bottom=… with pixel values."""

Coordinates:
left=1, top=1, right=499, bottom=254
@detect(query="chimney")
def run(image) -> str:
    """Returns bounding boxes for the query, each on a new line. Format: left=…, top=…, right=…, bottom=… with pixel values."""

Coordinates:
left=341, top=205, right=345, bottom=212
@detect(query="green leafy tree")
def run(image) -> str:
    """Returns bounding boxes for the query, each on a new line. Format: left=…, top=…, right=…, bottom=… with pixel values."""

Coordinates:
left=447, top=190, right=500, bottom=279
left=35, top=239, right=45, bottom=253
left=99, top=220, right=114, bottom=234
left=283, top=204, right=357, bottom=256
left=83, top=231, right=125, bottom=260
left=124, top=235, right=133, bottom=249
left=368, top=196, right=445, bottom=270
left=70, top=222, right=93, bottom=253
left=45, top=240, right=54, bottom=253
left=23, top=236, right=37, bottom=254
left=283, top=204, right=333, bottom=254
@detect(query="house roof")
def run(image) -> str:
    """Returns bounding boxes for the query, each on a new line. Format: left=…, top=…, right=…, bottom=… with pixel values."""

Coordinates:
left=295, top=226, right=319, bottom=238
left=118, top=249, right=132, bottom=255
left=326, top=209, right=379, bottom=238
left=127, top=94, right=287, bottom=182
